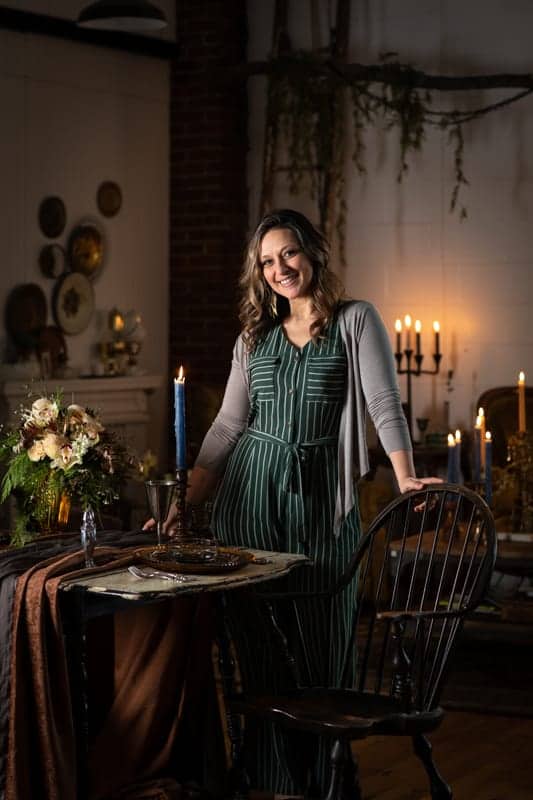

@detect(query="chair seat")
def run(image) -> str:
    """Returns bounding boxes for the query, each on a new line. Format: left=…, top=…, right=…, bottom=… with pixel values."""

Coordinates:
left=231, top=688, right=444, bottom=739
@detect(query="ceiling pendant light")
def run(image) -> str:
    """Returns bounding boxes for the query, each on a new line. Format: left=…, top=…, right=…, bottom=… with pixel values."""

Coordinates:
left=77, top=0, right=168, bottom=32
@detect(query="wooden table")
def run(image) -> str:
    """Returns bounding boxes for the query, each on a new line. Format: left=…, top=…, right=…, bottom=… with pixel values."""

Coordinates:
left=59, top=548, right=309, bottom=799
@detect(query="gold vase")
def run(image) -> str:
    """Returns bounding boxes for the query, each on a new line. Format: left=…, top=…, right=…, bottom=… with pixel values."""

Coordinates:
left=34, top=479, right=71, bottom=536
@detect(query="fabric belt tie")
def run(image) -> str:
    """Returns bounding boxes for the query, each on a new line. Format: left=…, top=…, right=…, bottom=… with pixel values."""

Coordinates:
left=246, top=429, right=336, bottom=494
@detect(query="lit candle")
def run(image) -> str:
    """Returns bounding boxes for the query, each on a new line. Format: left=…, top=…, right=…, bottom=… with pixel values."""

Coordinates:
left=485, top=431, right=492, bottom=506
left=478, top=407, right=486, bottom=473
left=415, top=319, right=422, bottom=357
left=174, top=366, right=187, bottom=470
left=518, top=371, right=526, bottom=433
left=395, top=318, right=402, bottom=354
left=455, top=429, right=462, bottom=484
left=473, top=416, right=482, bottom=483
left=433, top=321, right=440, bottom=357
left=404, top=315, right=412, bottom=350
left=447, top=433, right=456, bottom=483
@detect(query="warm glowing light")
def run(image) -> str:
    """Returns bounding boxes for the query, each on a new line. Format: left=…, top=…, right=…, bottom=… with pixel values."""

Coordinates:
left=395, top=319, right=402, bottom=332
left=485, top=431, right=492, bottom=442
left=447, top=433, right=455, bottom=446
left=519, top=371, right=525, bottom=385
left=404, top=314, right=412, bottom=329
left=475, top=415, right=482, bottom=428
left=455, top=429, right=461, bottom=443
left=478, top=407, right=484, bottom=419
left=433, top=321, right=440, bottom=333
left=175, top=365, right=185, bottom=383
left=415, top=320, right=422, bottom=333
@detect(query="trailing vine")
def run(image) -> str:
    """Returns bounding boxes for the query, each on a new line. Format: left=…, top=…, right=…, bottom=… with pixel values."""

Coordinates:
left=257, top=50, right=533, bottom=259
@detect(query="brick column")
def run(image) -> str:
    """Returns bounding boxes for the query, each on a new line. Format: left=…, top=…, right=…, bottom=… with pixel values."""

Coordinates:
left=169, top=0, right=248, bottom=461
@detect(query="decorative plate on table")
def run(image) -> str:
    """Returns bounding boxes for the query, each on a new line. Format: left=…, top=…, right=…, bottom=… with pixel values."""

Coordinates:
left=134, top=545, right=253, bottom=574
left=67, top=221, right=105, bottom=280
left=52, top=272, right=95, bottom=335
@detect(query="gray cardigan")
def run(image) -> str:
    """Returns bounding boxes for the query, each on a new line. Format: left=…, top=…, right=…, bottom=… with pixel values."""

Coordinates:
left=195, top=300, right=412, bottom=533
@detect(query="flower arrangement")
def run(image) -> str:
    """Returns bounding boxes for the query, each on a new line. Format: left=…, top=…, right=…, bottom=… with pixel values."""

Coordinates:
left=0, top=393, right=136, bottom=545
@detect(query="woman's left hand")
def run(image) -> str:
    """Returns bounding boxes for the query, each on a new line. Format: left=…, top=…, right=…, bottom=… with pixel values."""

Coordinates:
left=397, top=475, right=443, bottom=494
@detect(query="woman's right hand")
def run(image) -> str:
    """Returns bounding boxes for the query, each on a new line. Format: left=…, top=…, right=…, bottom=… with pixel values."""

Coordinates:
left=142, top=501, right=179, bottom=533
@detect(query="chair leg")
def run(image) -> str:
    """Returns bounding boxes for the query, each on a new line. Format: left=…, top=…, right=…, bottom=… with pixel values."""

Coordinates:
left=412, top=733, right=452, bottom=800
left=323, top=739, right=362, bottom=800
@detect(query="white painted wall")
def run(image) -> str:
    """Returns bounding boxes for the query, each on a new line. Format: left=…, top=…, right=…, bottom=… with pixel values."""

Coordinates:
left=247, top=0, right=533, bottom=442
left=0, top=2, right=172, bottom=464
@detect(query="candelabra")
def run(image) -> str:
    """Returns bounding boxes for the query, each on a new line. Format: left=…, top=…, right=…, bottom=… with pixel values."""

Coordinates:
left=172, top=468, right=189, bottom=542
left=394, top=321, right=442, bottom=440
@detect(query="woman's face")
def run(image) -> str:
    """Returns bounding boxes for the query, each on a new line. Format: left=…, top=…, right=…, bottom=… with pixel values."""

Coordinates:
left=259, top=227, right=314, bottom=302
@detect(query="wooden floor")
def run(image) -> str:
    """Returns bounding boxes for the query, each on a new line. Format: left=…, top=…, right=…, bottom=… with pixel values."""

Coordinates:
left=352, top=710, right=533, bottom=799
left=254, top=710, right=533, bottom=800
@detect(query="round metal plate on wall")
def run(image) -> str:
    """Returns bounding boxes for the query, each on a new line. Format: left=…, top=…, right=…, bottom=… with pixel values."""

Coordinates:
left=5, top=283, right=47, bottom=356
left=67, top=221, right=105, bottom=280
left=52, top=272, right=95, bottom=335
left=97, top=180, right=122, bottom=217
left=39, top=243, right=67, bottom=279
left=38, top=196, right=67, bottom=238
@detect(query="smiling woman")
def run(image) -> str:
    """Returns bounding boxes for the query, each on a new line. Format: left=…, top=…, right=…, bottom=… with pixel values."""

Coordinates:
left=163, top=208, right=442, bottom=796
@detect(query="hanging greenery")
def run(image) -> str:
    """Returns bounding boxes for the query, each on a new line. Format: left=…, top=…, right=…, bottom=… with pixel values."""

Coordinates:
left=254, top=49, right=533, bottom=259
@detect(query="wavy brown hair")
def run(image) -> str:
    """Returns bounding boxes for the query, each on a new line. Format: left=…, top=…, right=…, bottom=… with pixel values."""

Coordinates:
left=239, top=209, right=345, bottom=350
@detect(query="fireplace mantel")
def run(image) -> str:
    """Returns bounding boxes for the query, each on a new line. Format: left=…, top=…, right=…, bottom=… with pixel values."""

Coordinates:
left=1, top=374, right=164, bottom=455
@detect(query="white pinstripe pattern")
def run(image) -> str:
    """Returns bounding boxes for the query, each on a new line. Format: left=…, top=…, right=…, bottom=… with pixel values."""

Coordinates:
left=212, top=320, right=361, bottom=794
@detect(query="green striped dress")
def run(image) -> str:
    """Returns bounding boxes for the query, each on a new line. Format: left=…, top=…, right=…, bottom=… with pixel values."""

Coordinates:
left=212, top=318, right=361, bottom=795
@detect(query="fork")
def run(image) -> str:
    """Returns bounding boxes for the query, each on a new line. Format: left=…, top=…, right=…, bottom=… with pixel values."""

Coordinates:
left=128, top=565, right=195, bottom=583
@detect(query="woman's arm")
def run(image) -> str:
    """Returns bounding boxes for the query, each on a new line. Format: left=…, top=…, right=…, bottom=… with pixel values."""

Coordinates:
left=388, top=449, right=443, bottom=494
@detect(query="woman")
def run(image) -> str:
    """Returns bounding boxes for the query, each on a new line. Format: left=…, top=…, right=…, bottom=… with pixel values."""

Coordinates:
left=163, top=209, right=439, bottom=794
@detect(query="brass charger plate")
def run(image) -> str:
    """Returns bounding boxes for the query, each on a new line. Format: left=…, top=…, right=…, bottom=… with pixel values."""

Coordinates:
left=68, top=222, right=104, bottom=280
left=134, top=545, right=253, bottom=575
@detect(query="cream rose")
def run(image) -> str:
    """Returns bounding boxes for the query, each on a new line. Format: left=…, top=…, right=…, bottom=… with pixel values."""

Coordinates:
left=30, top=398, right=59, bottom=428
left=42, top=433, right=64, bottom=461
left=27, top=440, right=46, bottom=462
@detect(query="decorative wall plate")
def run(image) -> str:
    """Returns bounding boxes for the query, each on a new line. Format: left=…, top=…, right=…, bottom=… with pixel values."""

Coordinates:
left=52, top=272, right=95, bottom=335
left=97, top=181, right=122, bottom=217
left=38, top=196, right=67, bottom=238
left=5, top=283, right=47, bottom=355
left=39, top=243, right=67, bottom=279
left=67, top=222, right=104, bottom=280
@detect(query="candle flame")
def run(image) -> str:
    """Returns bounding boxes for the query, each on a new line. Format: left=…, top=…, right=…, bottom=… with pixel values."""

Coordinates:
left=485, top=431, right=492, bottom=442
left=433, top=320, right=440, bottom=333
left=404, top=314, right=412, bottom=329
left=447, top=433, right=455, bottom=446
left=478, top=407, right=484, bottom=418
left=455, top=429, right=461, bottom=442
left=175, top=365, right=185, bottom=383
left=415, top=319, right=422, bottom=333
left=475, top=415, right=482, bottom=428
left=519, top=371, right=525, bottom=384
left=395, top=318, right=402, bottom=332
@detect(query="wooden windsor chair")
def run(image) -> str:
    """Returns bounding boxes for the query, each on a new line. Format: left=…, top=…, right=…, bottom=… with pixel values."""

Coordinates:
left=224, top=484, right=497, bottom=800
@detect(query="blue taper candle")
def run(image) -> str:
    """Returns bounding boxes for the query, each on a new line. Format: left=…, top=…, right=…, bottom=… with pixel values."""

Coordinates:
left=485, top=431, right=492, bottom=506
left=447, top=434, right=456, bottom=483
left=174, top=366, right=186, bottom=470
